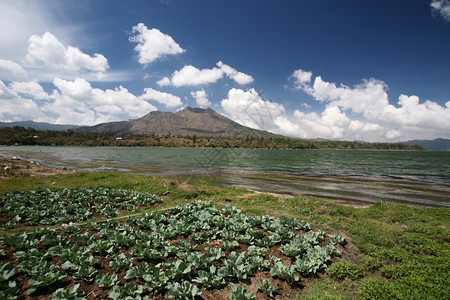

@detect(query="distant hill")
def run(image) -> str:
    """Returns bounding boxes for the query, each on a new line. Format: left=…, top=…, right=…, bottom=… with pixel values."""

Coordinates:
left=0, top=121, right=78, bottom=131
left=75, top=106, right=281, bottom=138
left=402, top=138, right=450, bottom=151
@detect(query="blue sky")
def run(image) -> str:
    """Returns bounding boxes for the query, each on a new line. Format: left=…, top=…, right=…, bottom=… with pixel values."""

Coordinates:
left=0, top=0, right=449, bottom=142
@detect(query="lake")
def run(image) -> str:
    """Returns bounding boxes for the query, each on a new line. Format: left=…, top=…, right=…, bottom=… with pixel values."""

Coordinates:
left=0, top=146, right=449, bottom=207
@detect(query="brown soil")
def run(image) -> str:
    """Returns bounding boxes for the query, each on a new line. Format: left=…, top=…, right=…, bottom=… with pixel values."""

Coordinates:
left=0, top=156, right=76, bottom=178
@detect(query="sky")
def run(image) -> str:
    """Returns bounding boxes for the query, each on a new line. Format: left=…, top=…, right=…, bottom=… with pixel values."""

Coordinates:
left=0, top=0, right=449, bottom=142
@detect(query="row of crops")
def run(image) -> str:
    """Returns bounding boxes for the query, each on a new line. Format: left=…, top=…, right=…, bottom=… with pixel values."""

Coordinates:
left=0, top=187, right=163, bottom=226
left=0, top=199, right=346, bottom=299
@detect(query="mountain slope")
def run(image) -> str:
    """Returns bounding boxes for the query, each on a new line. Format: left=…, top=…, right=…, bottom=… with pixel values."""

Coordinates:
left=402, top=138, right=450, bottom=151
left=0, top=121, right=78, bottom=131
left=76, top=107, right=280, bottom=138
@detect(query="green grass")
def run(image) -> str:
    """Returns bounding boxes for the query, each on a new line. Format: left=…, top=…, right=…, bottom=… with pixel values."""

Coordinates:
left=1, top=171, right=449, bottom=299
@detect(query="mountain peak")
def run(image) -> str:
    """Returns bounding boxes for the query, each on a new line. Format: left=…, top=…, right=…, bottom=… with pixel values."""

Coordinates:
left=76, top=107, right=280, bottom=138
left=181, top=106, right=213, bottom=113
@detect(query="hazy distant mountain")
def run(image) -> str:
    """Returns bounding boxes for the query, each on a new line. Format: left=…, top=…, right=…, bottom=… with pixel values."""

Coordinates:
left=402, top=138, right=450, bottom=151
left=0, top=121, right=78, bottom=131
left=75, top=106, right=280, bottom=138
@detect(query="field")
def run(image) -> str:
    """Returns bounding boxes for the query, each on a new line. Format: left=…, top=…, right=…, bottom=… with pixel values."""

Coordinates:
left=0, top=160, right=449, bottom=299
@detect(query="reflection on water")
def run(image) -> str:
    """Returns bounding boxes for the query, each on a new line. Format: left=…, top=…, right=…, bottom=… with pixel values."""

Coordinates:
left=0, top=146, right=448, bottom=207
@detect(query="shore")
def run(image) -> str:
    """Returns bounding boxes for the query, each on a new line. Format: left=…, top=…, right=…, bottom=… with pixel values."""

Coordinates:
left=0, top=156, right=76, bottom=178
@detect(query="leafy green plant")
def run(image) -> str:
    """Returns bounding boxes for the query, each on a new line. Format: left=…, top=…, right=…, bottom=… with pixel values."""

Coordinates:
left=227, top=284, right=256, bottom=300
left=218, top=251, right=251, bottom=280
left=247, top=255, right=270, bottom=272
left=270, top=260, right=299, bottom=285
left=165, top=281, right=202, bottom=299
left=108, top=283, right=144, bottom=300
left=222, top=240, right=240, bottom=250
left=0, top=263, right=15, bottom=282
left=0, top=263, right=19, bottom=300
left=0, top=280, right=20, bottom=300
left=124, top=262, right=150, bottom=280
left=1, top=187, right=162, bottom=226
left=109, top=253, right=134, bottom=271
left=205, top=247, right=225, bottom=260
left=257, top=278, right=278, bottom=298
left=26, top=267, right=66, bottom=294
left=96, top=274, right=118, bottom=288
left=142, top=266, right=170, bottom=292
left=192, top=266, right=225, bottom=289
left=329, top=234, right=346, bottom=245
left=295, top=245, right=332, bottom=276
left=72, top=265, right=97, bottom=281
left=53, top=283, right=86, bottom=300
left=247, top=245, right=266, bottom=256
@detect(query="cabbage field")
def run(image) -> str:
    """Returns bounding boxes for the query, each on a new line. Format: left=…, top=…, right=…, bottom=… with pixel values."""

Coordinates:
left=0, top=191, right=346, bottom=299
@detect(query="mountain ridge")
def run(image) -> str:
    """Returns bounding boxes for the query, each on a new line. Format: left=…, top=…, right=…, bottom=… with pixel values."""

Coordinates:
left=0, top=121, right=78, bottom=131
left=74, top=106, right=281, bottom=138
left=402, top=138, right=450, bottom=151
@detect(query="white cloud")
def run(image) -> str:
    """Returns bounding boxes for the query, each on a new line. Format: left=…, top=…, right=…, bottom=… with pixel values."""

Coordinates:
left=221, top=88, right=285, bottom=131
left=156, top=77, right=171, bottom=87
left=0, top=80, right=49, bottom=122
left=158, top=65, right=223, bottom=87
left=292, top=106, right=350, bottom=139
left=9, top=81, right=49, bottom=99
left=307, top=76, right=389, bottom=119
left=289, top=68, right=450, bottom=141
left=291, top=69, right=312, bottom=88
left=140, top=87, right=183, bottom=108
left=159, top=62, right=253, bottom=87
left=25, top=32, right=109, bottom=78
left=129, top=23, right=185, bottom=65
left=382, top=94, right=450, bottom=131
left=48, top=78, right=160, bottom=124
left=385, top=130, right=402, bottom=139
left=191, top=89, right=211, bottom=108
left=217, top=61, right=254, bottom=85
left=0, top=59, right=27, bottom=80
left=431, top=0, right=450, bottom=22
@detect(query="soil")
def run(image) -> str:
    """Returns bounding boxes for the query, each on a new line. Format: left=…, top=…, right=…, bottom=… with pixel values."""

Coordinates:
left=0, top=156, right=76, bottom=178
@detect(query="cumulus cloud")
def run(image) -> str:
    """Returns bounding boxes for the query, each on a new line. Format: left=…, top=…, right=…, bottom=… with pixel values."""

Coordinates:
left=287, top=68, right=450, bottom=141
left=48, top=78, right=162, bottom=124
left=9, top=81, right=49, bottom=99
left=217, top=61, right=254, bottom=85
left=129, top=23, right=185, bottom=65
left=140, top=87, right=183, bottom=108
left=0, top=78, right=184, bottom=125
left=0, top=59, right=27, bottom=80
left=158, top=62, right=253, bottom=87
left=158, top=65, right=223, bottom=87
left=191, top=89, right=211, bottom=108
left=0, top=80, right=49, bottom=122
left=25, top=32, right=109, bottom=78
left=430, top=0, right=450, bottom=21
left=221, top=88, right=285, bottom=131
left=291, top=69, right=312, bottom=88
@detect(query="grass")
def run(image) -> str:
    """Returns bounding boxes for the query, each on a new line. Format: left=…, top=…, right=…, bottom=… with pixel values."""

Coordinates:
left=1, top=171, right=449, bottom=299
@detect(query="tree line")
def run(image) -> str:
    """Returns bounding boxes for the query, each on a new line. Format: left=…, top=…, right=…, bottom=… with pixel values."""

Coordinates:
left=0, top=126, right=424, bottom=150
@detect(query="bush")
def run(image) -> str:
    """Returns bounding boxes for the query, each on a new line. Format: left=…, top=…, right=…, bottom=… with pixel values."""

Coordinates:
left=357, top=277, right=400, bottom=299
left=326, top=260, right=364, bottom=280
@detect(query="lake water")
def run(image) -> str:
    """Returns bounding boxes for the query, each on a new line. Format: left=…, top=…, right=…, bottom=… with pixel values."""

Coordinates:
left=0, top=146, right=449, bottom=207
